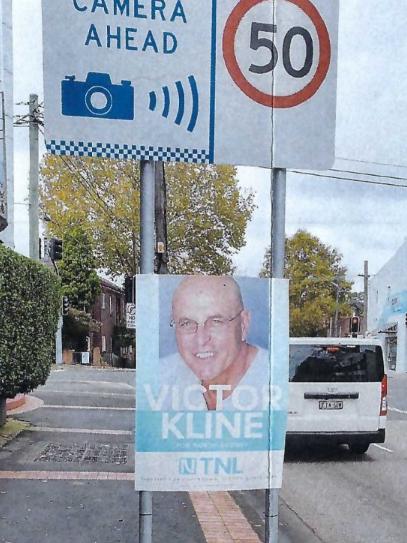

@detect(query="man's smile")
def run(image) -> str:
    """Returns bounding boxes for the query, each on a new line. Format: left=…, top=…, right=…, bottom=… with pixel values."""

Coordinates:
left=195, top=351, right=215, bottom=359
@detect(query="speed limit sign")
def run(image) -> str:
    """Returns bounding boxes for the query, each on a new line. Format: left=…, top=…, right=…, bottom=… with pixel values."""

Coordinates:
left=223, top=0, right=331, bottom=108
left=217, top=0, right=338, bottom=168
left=43, top=0, right=337, bottom=170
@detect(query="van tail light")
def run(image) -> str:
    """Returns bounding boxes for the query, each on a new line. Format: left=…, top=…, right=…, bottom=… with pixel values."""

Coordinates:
left=380, top=374, right=388, bottom=416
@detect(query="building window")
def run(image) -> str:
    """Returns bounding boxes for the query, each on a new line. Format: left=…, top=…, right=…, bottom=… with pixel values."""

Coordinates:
left=116, top=295, right=121, bottom=323
left=102, top=293, right=106, bottom=309
left=109, top=295, right=112, bottom=315
left=102, top=335, right=106, bottom=352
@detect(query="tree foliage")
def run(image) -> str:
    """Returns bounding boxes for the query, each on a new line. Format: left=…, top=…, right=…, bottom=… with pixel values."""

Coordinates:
left=261, top=230, right=352, bottom=336
left=40, top=157, right=255, bottom=277
left=349, top=291, right=364, bottom=316
left=58, top=227, right=101, bottom=311
left=41, top=156, right=139, bottom=277
left=62, top=307, right=100, bottom=351
left=0, top=245, right=61, bottom=407
left=57, top=227, right=101, bottom=351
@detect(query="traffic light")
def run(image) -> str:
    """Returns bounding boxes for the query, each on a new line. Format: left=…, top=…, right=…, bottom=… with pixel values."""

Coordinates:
left=124, top=276, right=133, bottom=303
left=62, top=296, right=70, bottom=315
left=49, top=238, right=63, bottom=261
left=350, top=316, right=360, bottom=334
left=405, top=313, right=407, bottom=327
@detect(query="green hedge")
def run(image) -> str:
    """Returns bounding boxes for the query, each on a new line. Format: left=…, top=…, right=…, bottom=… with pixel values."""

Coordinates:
left=0, top=244, right=61, bottom=398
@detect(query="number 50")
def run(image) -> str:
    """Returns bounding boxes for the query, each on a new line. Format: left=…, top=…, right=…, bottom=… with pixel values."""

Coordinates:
left=249, top=22, right=314, bottom=78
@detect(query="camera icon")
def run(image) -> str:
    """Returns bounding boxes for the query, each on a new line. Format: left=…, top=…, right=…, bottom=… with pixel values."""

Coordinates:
left=61, top=72, right=134, bottom=120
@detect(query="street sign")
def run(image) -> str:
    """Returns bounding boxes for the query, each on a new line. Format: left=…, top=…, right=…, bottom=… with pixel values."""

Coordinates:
left=42, top=0, right=338, bottom=169
left=135, top=274, right=289, bottom=491
left=126, top=302, right=136, bottom=329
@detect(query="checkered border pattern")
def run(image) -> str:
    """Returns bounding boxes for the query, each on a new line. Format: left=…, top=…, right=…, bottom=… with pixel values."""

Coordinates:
left=46, top=140, right=211, bottom=164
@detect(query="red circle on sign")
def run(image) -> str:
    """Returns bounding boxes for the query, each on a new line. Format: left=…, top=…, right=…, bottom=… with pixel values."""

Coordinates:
left=223, top=0, right=331, bottom=108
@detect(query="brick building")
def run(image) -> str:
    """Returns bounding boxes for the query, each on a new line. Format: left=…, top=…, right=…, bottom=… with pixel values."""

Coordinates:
left=62, top=277, right=134, bottom=367
left=90, top=278, right=126, bottom=365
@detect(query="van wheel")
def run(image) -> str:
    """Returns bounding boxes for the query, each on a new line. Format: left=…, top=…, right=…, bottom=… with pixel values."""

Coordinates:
left=349, top=442, right=370, bottom=454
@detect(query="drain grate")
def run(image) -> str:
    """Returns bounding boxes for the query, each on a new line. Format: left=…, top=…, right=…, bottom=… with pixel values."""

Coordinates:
left=34, top=442, right=128, bottom=464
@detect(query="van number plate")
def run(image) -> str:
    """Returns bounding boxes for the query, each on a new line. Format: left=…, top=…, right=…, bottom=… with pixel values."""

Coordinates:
left=319, top=400, right=343, bottom=410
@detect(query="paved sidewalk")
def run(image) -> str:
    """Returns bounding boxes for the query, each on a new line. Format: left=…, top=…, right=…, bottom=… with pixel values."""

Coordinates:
left=0, top=413, right=205, bottom=543
left=0, top=394, right=266, bottom=543
left=0, top=367, right=306, bottom=543
left=0, top=427, right=262, bottom=543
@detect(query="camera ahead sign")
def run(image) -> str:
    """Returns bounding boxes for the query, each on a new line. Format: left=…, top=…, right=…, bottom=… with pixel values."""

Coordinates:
left=42, top=0, right=338, bottom=169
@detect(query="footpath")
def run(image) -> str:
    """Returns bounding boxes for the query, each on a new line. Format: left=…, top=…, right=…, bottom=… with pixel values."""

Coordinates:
left=0, top=366, right=307, bottom=543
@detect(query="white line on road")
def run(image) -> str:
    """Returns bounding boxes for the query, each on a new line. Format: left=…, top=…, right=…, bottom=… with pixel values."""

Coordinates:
left=44, top=405, right=135, bottom=411
left=373, top=444, right=393, bottom=453
left=388, top=406, right=407, bottom=415
left=28, top=427, right=132, bottom=436
left=37, top=390, right=133, bottom=398
left=42, top=380, right=135, bottom=390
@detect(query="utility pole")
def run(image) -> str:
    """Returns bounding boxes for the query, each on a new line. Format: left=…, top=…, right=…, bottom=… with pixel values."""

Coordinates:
left=29, top=94, right=39, bottom=260
left=358, top=260, right=369, bottom=334
left=16, top=97, right=63, bottom=361
left=0, top=92, right=7, bottom=232
left=15, top=95, right=44, bottom=258
left=154, top=161, right=168, bottom=274
left=333, top=284, right=340, bottom=337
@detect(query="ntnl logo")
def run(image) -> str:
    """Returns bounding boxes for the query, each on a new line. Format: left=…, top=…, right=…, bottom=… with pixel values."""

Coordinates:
left=179, top=457, right=242, bottom=476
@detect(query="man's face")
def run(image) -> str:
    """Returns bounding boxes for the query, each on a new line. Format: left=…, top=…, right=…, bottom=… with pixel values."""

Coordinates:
left=172, top=278, right=250, bottom=382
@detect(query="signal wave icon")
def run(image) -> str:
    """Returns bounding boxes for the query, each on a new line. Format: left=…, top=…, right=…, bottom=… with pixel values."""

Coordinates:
left=148, top=75, right=199, bottom=133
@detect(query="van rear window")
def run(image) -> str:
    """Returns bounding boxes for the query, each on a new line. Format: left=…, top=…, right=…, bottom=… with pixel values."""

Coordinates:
left=289, top=345, right=384, bottom=383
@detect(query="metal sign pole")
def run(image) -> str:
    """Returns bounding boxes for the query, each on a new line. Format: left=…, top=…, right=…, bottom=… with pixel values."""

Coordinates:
left=271, top=168, right=286, bottom=279
left=265, top=167, right=287, bottom=543
left=139, top=159, right=156, bottom=543
left=140, top=160, right=156, bottom=274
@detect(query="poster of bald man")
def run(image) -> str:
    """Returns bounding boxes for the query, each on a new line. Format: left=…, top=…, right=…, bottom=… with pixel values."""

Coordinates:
left=135, top=274, right=289, bottom=492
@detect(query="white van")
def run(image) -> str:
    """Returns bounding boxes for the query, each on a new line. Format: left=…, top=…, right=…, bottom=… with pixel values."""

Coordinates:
left=287, top=338, right=387, bottom=454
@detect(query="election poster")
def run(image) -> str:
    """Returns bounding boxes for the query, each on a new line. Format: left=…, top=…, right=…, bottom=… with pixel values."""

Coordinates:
left=135, top=274, right=289, bottom=491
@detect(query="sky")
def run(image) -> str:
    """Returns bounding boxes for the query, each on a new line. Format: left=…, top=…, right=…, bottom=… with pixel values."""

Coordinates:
left=11, top=0, right=407, bottom=292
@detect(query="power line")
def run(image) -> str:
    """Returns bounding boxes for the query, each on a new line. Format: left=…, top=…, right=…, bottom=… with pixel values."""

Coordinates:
left=336, top=155, right=407, bottom=170
left=14, top=101, right=44, bottom=127
left=286, top=219, right=400, bottom=226
left=329, top=168, right=407, bottom=183
left=289, top=170, right=407, bottom=189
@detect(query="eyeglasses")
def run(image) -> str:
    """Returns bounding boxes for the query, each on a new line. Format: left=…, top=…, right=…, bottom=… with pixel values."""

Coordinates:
left=170, top=309, right=243, bottom=335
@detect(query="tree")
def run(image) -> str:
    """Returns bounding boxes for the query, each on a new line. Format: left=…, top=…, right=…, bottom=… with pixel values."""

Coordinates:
left=58, top=227, right=101, bottom=311
left=57, top=227, right=101, bottom=352
left=40, top=157, right=255, bottom=277
left=0, top=245, right=60, bottom=425
left=41, top=156, right=140, bottom=277
left=261, top=230, right=352, bottom=336
left=62, top=307, right=100, bottom=352
left=349, top=291, right=364, bottom=316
